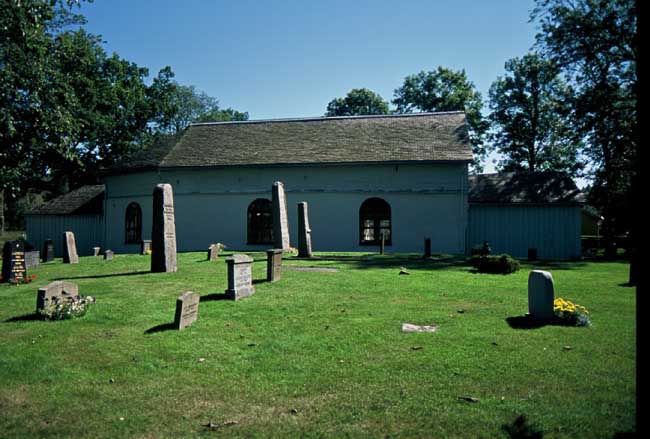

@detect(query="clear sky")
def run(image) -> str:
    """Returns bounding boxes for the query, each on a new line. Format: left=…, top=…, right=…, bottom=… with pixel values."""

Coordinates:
left=79, top=0, right=539, bottom=172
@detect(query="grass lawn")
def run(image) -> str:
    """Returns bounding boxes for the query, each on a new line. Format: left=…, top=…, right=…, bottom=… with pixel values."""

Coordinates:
left=0, top=252, right=635, bottom=438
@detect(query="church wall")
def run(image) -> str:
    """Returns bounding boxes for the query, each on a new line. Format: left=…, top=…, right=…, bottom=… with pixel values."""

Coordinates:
left=103, top=163, right=469, bottom=255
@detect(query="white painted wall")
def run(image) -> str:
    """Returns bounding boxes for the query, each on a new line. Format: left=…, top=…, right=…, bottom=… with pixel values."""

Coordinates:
left=103, top=163, right=469, bottom=255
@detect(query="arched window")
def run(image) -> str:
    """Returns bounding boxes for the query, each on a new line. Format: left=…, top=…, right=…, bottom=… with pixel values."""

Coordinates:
left=125, top=202, right=142, bottom=244
left=248, top=199, right=274, bottom=245
left=359, top=198, right=391, bottom=245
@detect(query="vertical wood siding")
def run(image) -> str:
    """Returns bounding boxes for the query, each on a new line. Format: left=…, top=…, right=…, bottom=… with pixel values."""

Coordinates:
left=25, top=215, right=104, bottom=257
left=468, top=205, right=581, bottom=260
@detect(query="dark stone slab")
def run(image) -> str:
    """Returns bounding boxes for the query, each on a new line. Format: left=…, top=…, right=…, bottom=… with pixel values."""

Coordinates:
left=266, top=249, right=283, bottom=282
left=42, top=239, right=54, bottom=263
left=104, top=250, right=114, bottom=260
left=62, top=231, right=79, bottom=264
left=37, top=281, right=79, bottom=313
left=141, top=240, right=152, bottom=255
left=424, top=238, right=431, bottom=258
left=174, top=291, right=200, bottom=330
left=297, top=202, right=313, bottom=258
left=151, top=184, right=177, bottom=273
left=25, top=250, right=40, bottom=269
left=2, top=241, right=26, bottom=284
left=272, top=181, right=290, bottom=250
left=225, top=254, right=255, bottom=300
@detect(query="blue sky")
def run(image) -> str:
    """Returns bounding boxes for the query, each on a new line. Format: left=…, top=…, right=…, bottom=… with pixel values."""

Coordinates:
left=80, top=0, right=539, bottom=171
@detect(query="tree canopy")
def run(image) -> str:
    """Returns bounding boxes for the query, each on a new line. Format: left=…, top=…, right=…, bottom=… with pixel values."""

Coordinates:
left=325, top=88, right=389, bottom=117
left=488, top=53, right=581, bottom=175
left=392, top=67, right=489, bottom=172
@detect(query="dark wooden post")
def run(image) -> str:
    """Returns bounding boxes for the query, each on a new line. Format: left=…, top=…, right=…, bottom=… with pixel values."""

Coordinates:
left=379, top=232, right=385, bottom=255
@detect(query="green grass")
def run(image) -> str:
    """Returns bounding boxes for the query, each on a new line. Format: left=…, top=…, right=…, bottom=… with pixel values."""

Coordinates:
left=0, top=252, right=635, bottom=438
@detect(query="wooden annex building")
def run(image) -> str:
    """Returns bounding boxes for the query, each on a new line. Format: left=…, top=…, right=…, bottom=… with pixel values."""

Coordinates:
left=25, top=112, right=584, bottom=260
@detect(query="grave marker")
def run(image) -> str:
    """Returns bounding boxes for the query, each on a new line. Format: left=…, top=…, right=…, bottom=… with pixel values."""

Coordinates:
left=207, top=244, right=220, bottom=261
left=528, top=270, right=555, bottom=321
left=424, top=238, right=431, bottom=258
left=2, top=241, right=26, bottom=284
left=93, top=247, right=101, bottom=257
left=266, top=249, right=283, bottom=282
left=174, top=291, right=200, bottom=330
left=272, top=181, right=290, bottom=250
left=225, top=254, right=255, bottom=300
left=42, top=239, right=54, bottom=262
left=151, top=184, right=177, bottom=273
left=297, top=202, right=313, bottom=258
left=25, top=250, right=40, bottom=269
left=104, top=250, right=114, bottom=260
left=62, top=231, right=79, bottom=264
left=37, top=281, right=79, bottom=313
left=141, top=240, right=152, bottom=255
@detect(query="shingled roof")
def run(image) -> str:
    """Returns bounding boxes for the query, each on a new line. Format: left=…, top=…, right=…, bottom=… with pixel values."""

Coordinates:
left=468, top=172, right=584, bottom=205
left=27, top=185, right=105, bottom=215
left=107, top=112, right=472, bottom=173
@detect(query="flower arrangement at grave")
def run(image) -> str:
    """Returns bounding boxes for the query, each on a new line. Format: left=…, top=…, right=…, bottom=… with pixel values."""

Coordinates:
left=553, top=298, right=590, bottom=327
left=145, top=249, right=152, bottom=255
left=215, top=243, right=226, bottom=253
left=286, top=247, right=299, bottom=256
left=39, top=294, right=96, bottom=321
left=0, top=273, right=37, bottom=285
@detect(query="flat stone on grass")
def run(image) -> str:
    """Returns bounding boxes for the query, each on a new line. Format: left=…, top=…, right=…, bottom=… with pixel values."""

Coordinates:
left=401, top=323, right=438, bottom=333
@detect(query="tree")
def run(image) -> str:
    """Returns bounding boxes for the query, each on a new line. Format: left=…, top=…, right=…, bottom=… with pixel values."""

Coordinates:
left=325, top=88, right=389, bottom=117
left=195, top=107, right=249, bottom=123
left=488, top=53, right=582, bottom=175
left=392, top=67, right=489, bottom=172
left=532, top=0, right=637, bottom=257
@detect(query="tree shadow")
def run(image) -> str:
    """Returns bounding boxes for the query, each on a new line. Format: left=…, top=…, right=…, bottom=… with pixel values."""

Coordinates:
left=506, top=315, right=550, bottom=330
left=52, top=270, right=152, bottom=280
left=144, top=322, right=176, bottom=334
left=501, top=414, right=543, bottom=439
left=252, top=278, right=269, bottom=285
left=4, top=313, right=41, bottom=323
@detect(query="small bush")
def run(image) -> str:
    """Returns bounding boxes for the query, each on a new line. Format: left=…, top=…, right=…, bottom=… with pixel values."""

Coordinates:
left=553, top=297, right=591, bottom=327
left=469, top=254, right=520, bottom=274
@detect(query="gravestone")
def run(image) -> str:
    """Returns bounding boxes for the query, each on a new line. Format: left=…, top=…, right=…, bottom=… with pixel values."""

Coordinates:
left=207, top=244, right=219, bottom=261
left=151, top=184, right=177, bottom=273
left=62, top=231, right=79, bottom=264
left=528, top=248, right=538, bottom=261
left=379, top=232, right=385, bottom=255
left=174, top=291, right=200, bottom=330
left=36, top=281, right=79, bottom=313
left=2, top=241, right=26, bottom=284
left=528, top=270, right=555, bottom=321
left=93, top=247, right=101, bottom=257
left=141, top=240, right=152, bottom=255
left=25, top=250, right=40, bottom=269
left=266, top=249, right=283, bottom=282
left=104, top=250, right=114, bottom=260
left=42, top=239, right=54, bottom=263
left=225, top=254, right=255, bottom=300
left=424, top=238, right=432, bottom=258
left=297, top=202, right=313, bottom=258
left=272, top=181, right=290, bottom=250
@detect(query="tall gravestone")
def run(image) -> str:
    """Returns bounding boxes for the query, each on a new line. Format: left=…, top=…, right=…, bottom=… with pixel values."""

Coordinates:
left=207, top=244, right=219, bottom=261
left=266, top=249, right=283, bottom=282
left=62, top=231, right=79, bottom=264
left=424, top=238, right=432, bottom=258
left=151, top=184, right=177, bottom=273
left=174, top=291, right=200, bottom=330
left=225, top=254, right=255, bottom=300
left=272, top=181, right=290, bottom=250
left=528, top=270, right=555, bottom=321
left=42, top=239, right=54, bottom=263
left=297, top=202, right=313, bottom=258
left=2, top=241, right=26, bottom=284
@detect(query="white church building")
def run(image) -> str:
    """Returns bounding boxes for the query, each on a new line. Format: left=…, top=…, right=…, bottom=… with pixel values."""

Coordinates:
left=26, top=112, right=584, bottom=260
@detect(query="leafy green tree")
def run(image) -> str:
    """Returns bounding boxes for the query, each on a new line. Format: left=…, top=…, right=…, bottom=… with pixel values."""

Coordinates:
left=194, top=107, right=249, bottom=123
left=532, top=0, right=637, bottom=256
left=325, top=88, right=389, bottom=117
left=392, top=67, right=489, bottom=172
left=488, top=53, right=582, bottom=175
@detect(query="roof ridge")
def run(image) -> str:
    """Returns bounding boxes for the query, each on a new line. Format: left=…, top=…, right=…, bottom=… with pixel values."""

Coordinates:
left=188, top=111, right=465, bottom=127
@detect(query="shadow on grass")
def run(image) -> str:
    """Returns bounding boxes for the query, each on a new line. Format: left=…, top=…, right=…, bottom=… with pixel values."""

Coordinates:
left=4, top=313, right=41, bottom=323
left=252, top=278, right=268, bottom=285
left=506, top=315, right=550, bottom=330
left=502, top=414, right=543, bottom=438
left=52, top=270, right=152, bottom=280
left=199, top=293, right=230, bottom=302
left=144, top=322, right=176, bottom=334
